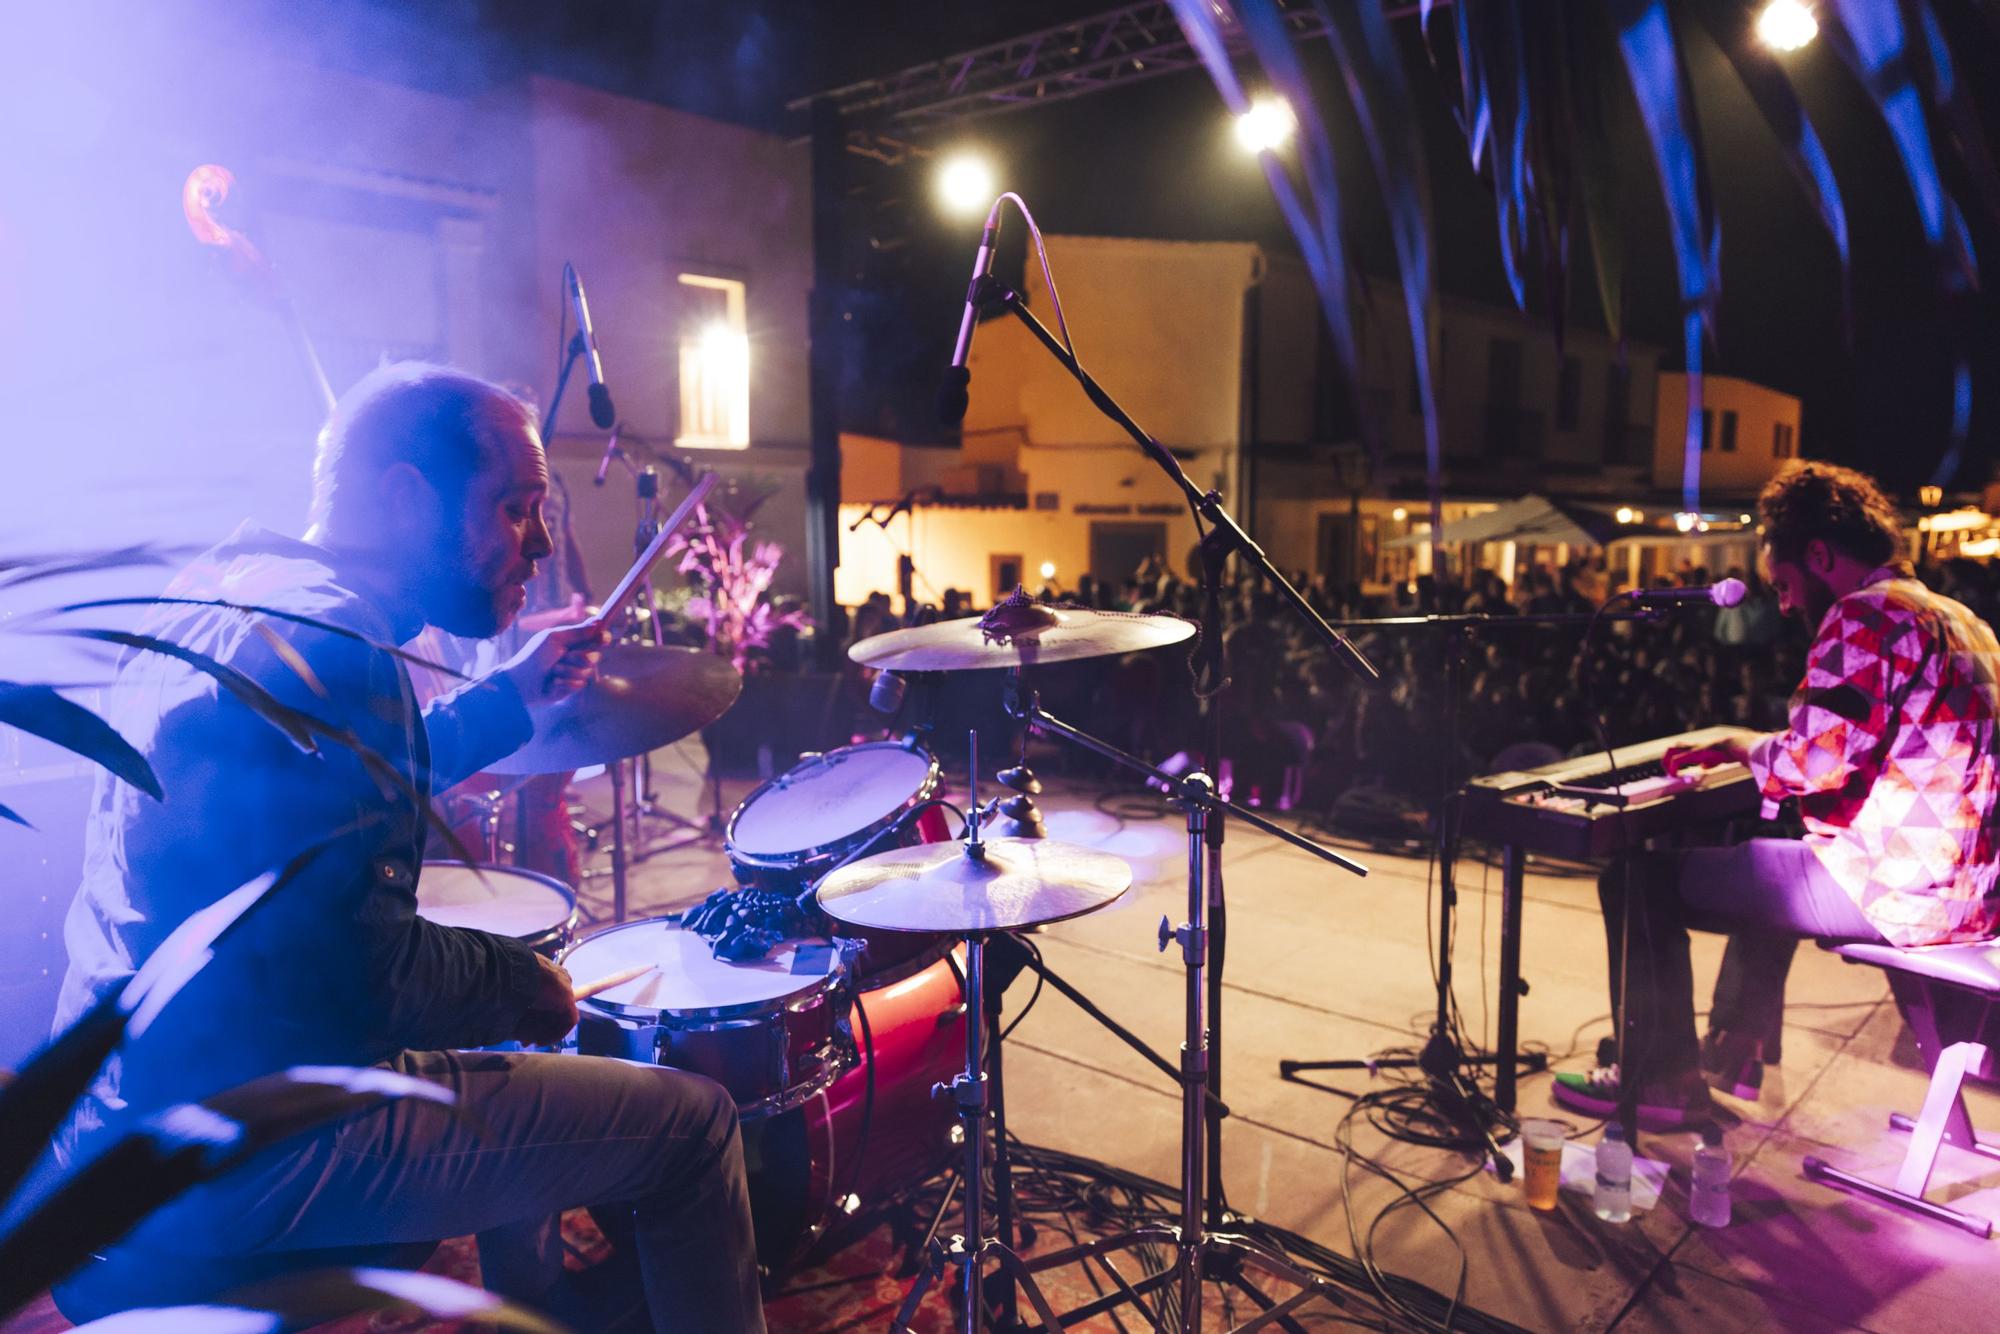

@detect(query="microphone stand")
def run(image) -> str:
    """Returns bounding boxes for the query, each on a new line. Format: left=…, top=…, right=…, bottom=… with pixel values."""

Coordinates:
left=1272, top=607, right=1666, bottom=1170
left=967, top=276, right=1372, bottom=1326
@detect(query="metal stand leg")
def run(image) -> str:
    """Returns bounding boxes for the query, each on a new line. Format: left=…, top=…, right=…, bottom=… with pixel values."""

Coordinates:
left=1495, top=842, right=1526, bottom=1113
left=998, top=771, right=1355, bottom=1333
left=891, top=935, right=1061, bottom=1334
left=1805, top=1039, right=1998, bottom=1237
left=608, top=757, right=628, bottom=924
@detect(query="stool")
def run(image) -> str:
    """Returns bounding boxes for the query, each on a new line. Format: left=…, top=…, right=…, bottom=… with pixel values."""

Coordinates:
left=1803, top=940, right=2000, bottom=1237
left=50, top=1239, right=438, bottom=1324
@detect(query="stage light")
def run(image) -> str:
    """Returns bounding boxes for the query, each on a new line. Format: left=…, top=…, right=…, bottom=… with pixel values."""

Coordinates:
left=1391, top=507, right=1408, bottom=522
left=1675, top=512, right=1698, bottom=533
left=1038, top=560, right=1058, bottom=581
left=1615, top=507, right=1635, bottom=524
left=1757, top=1, right=1818, bottom=52
left=1921, top=485, right=1944, bottom=508
left=1234, top=97, right=1296, bottom=154
left=937, top=153, right=996, bottom=216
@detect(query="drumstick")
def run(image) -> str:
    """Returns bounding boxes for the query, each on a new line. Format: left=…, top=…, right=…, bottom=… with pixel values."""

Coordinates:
left=571, top=963, right=657, bottom=1000
left=587, top=472, right=720, bottom=630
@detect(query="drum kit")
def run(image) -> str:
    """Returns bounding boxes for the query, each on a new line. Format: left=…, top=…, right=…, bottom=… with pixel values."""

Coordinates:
left=417, top=590, right=1369, bottom=1331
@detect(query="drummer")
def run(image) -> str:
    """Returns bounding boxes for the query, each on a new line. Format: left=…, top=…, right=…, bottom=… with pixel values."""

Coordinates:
left=50, top=363, right=767, bottom=1331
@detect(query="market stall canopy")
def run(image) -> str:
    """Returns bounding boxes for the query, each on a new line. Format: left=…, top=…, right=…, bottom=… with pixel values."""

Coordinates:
left=1386, top=494, right=1623, bottom=550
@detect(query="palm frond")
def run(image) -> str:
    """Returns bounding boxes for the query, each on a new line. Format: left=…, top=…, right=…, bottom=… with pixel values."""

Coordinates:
left=0, top=682, right=162, bottom=801
left=0, top=546, right=183, bottom=592
left=0, top=851, right=328, bottom=1207
left=50, top=597, right=471, bottom=682
left=1612, top=0, right=1720, bottom=514
left=53, top=626, right=485, bottom=866
left=68, top=1267, right=571, bottom=1333
left=1693, top=1, right=1853, bottom=343
left=0, top=1066, right=462, bottom=1317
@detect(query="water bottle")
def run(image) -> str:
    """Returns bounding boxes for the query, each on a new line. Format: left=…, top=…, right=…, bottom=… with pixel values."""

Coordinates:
left=1690, top=1124, right=1731, bottom=1227
left=1594, top=1121, right=1633, bottom=1222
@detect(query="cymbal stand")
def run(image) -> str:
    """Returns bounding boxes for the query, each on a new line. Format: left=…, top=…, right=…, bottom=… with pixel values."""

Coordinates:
left=578, top=455, right=719, bottom=921
left=984, top=693, right=1369, bottom=1332
left=892, top=732, right=1064, bottom=1334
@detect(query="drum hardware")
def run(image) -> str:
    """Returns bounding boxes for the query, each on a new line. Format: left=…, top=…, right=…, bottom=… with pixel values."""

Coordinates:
left=701, top=739, right=959, bottom=977
left=987, top=670, right=1046, bottom=839
left=564, top=919, right=966, bottom=1272
left=819, top=732, right=1135, bottom=1334
left=990, top=691, right=1366, bottom=1332
left=585, top=451, right=731, bottom=913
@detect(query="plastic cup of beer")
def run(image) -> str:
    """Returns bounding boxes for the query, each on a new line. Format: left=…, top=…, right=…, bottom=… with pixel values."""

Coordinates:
left=1520, top=1118, right=1568, bottom=1211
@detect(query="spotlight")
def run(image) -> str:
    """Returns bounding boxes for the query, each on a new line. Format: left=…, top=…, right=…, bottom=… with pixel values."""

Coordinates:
left=1756, top=0, right=1818, bottom=52
left=1675, top=512, right=1698, bottom=534
left=936, top=153, right=996, bottom=217
left=1234, top=97, right=1296, bottom=154
left=1615, top=507, right=1635, bottom=524
left=1038, top=560, right=1057, bottom=581
left=1391, top=507, right=1408, bottom=522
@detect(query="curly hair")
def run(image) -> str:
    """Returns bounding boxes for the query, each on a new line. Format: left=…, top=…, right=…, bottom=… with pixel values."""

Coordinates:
left=1757, top=461, right=1904, bottom=567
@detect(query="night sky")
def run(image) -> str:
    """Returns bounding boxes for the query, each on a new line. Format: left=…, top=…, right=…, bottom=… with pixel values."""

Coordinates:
left=253, top=0, right=2000, bottom=492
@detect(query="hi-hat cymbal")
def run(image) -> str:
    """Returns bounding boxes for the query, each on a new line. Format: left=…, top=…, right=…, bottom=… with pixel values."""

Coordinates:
left=487, top=643, right=742, bottom=775
left=816, top=836, right=1132, bottom=934
left=848, top=602, right=1194, bottom=672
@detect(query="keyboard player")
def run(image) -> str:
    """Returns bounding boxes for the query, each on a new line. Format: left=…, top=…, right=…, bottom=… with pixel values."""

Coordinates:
left=1555, top=463, right=2000, bottom=1127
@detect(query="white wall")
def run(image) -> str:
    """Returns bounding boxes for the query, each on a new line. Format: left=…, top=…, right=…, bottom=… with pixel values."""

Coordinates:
left=1653, top=374, right=1804, bottom=496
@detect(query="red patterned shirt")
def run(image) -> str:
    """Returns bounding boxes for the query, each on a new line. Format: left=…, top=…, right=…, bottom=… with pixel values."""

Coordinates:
left=1749, top=566, right=2000, bottom=947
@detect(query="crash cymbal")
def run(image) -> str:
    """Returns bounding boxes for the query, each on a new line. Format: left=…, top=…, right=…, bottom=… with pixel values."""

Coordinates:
left=487, top=643, right=743, bottom=775
left=816, top=836, right=1132, bottom=934
left=849, top=601, right=1194, bottom=672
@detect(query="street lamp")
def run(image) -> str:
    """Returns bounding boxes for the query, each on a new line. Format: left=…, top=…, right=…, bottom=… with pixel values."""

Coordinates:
left=1756, top=1, right=1818, bottom=52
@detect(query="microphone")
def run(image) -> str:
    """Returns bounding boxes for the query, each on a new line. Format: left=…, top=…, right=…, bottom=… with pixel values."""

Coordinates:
left=1631, top=578, right=1746, bottom=609
left=592, top=424, right=623, bottom=487
left=937, top=201, right=1003, bottom=425
left=869, top=670, right=907, bottom=715
left=565, top=262, right=617, bottom=429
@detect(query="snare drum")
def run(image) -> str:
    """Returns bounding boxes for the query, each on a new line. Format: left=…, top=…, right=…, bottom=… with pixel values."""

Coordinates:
left=566, top=918, right=852, bottom=1120
left=416, top=862, right=577, bottom=957
left=725, top=740, right=953, bottom=981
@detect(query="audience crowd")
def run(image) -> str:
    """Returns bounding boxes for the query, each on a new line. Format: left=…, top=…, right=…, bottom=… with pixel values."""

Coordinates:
left=826, top=552, right=2000, bottom=823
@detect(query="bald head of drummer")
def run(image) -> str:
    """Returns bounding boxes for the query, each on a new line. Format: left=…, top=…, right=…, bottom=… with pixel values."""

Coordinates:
left=306, top=363, right=555, bottom=641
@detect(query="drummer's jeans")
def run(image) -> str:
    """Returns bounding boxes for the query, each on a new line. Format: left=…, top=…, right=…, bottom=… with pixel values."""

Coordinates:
left=113, top=1049, right=768, bottom=1333
left=1600, top=838, right=1882, bottom=1086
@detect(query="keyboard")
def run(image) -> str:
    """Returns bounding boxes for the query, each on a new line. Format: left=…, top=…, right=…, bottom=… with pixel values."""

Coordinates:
left=1458, top=725, right=1762, bottom=860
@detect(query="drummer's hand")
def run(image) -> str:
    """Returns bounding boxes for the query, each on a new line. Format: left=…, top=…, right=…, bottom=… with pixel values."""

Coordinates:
left=514, top=954, right=579, bottom=1046
left=500, top=621, right=608, bottom=708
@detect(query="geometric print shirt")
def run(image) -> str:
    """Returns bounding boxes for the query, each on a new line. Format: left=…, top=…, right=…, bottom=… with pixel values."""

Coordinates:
left=1748, top=565, right=2000, bottom=947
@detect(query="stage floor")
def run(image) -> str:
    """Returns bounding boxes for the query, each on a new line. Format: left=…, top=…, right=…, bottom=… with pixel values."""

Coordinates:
left=12, top=754, right=1999, bottom=1332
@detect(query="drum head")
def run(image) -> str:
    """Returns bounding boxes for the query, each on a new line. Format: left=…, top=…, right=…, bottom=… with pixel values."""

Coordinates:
left=417, top=862, right=575, bottom=938
left=729, top=743, right=935, bottom=858
left=566, top=919, right=842, bottom=1018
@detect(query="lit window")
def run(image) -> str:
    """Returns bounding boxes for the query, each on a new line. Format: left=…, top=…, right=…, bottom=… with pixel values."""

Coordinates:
left=677, top=274, right=749, bottom=449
